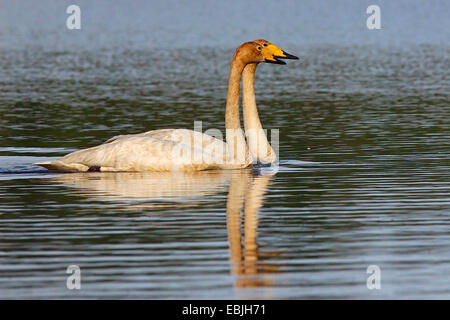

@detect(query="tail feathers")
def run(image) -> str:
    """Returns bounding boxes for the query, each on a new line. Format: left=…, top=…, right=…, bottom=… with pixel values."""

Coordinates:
left=33, top=160, right=89, bottom=172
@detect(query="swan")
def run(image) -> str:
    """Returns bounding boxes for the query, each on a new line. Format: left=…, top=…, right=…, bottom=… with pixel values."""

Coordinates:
left=241, top=39, right=299, bottom=164
left=34, top=41, right=297, bottom=172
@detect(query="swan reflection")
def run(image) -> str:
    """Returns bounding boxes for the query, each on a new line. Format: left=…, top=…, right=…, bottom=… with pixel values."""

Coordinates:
left=50, top=169, right=276, bottom=290
left=226, top=170, right=276, bottom=289
left=51, top=170, right=231, bottom=209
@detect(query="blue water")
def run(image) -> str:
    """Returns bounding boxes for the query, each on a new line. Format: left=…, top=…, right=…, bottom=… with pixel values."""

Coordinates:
left=0, top=0, right=449, bottom=299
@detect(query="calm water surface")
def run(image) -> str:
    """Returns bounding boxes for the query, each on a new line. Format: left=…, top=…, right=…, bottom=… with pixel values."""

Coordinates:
left=0, top=0, right=449, bottom=299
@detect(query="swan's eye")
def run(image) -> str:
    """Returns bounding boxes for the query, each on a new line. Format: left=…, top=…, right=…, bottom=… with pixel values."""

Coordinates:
left=257, top=46, right=261, bottom=51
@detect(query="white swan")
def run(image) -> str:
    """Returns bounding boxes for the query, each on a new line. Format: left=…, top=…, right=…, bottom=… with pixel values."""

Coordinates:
left=242, top=39, right=299, bottom=164
left=34, top=41, right=297, bottom=172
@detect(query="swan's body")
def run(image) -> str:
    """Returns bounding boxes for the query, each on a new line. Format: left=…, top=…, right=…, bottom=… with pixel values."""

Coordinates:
left=40, top=129, right=229, bottom=172
left=38, top=129, right=226, bottom=171
left=34, top=40, right=297, bottom=172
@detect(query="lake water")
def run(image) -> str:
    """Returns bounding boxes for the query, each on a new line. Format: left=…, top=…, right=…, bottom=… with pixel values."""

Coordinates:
left=0, top=0, right=449, bottom=299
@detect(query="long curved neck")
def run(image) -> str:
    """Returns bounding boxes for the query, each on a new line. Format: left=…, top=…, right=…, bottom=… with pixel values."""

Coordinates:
left=224, top=55, right=252, bottom=167
left=225, top=58, right=245, bottom=130
left=242, top=64, right=277, bottom=163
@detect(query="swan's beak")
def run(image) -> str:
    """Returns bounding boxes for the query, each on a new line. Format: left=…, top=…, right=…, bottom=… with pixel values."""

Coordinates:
left=262, top=47, right=286, bottom=65
left=267, top=44, right=299, bottom=60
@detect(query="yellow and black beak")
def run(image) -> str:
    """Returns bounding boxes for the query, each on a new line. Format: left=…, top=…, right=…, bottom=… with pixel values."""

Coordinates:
left=266, top=44, right=299, bottom=61
left=262, top=47, right=286, bottom=65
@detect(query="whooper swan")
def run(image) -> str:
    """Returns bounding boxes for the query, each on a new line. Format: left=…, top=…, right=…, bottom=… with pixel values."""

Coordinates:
left=241, top=39, right=298, bottom=164
left=34, top=41, right=298, bottom=172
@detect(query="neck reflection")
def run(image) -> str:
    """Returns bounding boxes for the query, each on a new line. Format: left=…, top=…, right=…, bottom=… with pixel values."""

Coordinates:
left=226, top=170, right=275, bottom=288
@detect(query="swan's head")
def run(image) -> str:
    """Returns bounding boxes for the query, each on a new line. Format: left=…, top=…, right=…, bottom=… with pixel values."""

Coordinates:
left=253, top=39, right=299, bottom=64
left=235, top=41, right=298, bottom=65
left=234, top=42, right=284, bottom=65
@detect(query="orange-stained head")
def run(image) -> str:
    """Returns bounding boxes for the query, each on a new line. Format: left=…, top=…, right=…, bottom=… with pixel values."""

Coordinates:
left=253, top=39, right=299, bottom=61
left=234, top=40, right=298, bottom=65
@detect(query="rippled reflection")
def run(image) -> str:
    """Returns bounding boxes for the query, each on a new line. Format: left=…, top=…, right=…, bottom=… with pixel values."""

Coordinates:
left=50, top=171, right=231, bottom=209
left=226, top=171, right=276, bottom=289
left=49, top=169, right=276, bottom=289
